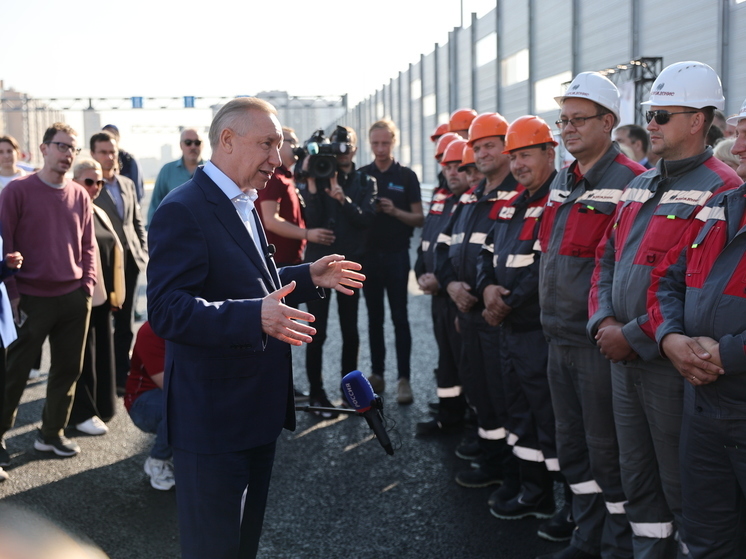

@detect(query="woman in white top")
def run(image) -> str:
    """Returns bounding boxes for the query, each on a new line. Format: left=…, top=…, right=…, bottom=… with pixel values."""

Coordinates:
left=0, top=136, right=27, bottom=190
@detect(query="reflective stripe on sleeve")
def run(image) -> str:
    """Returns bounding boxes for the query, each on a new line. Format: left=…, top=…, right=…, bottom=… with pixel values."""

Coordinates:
left=507, top=432, right=518, bottom=446
left=437, top=233, right=452, bottom=246
left=469, top=232, right=487, bottom=245
left=570, top=479, right=603, bottom=495
left=629, top=521, right=674, bottom=539
left=478, top=427, right=506, bottom=440
left=436, top=386, right=462, bottom=398
left=421, top=240, right=430, bottom=252
left=505, top=253, right=535, bottom=268
left=451, top=232, right=465, bottom=245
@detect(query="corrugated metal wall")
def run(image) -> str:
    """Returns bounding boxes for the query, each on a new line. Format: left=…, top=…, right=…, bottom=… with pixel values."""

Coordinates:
left=343, top=0, right=746, bottom=187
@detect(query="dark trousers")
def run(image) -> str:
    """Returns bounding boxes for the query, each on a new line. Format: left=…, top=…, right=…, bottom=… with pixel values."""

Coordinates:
left=499, top=328, right=556, bottom=470
left=612, top=361, right=684, bottom=558
left=305, top=288, right=360, bottom=398
left=548, top=343, right=632, bottom=559
left=362, top=249, right=411, bottom=380
left=70, top=303, right=116, bottom=425
left=680, top=405, right=746, bottom=559
left=113, top=254, right=139, bottom=389
left=173, top=441, right=277, bottom=559
left=2, top=289, right=91, bottom=439
left=431, top=295, right=465, bottom=423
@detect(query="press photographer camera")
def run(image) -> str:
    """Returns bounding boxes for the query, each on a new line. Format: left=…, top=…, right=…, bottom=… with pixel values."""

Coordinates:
left=294, top=126, right=352, bottom=180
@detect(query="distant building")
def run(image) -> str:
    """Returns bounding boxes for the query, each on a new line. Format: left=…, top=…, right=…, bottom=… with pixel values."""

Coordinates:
left=0, top=81, right=65, bottom=169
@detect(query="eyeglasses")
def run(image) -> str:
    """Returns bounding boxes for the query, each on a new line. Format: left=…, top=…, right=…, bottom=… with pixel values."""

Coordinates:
left=83, top=178, right=105, bottom=188
left=47, top=141, right=81, bottom=155
left=183, top=139, right=202, bottom=147
left=555, top=113, right=608, bottom=129
left=645, top=110, right=699, bottom=125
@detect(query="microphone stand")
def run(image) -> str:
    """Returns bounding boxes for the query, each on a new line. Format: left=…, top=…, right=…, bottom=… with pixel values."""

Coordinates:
left=295, top=405, right=363, bottom=416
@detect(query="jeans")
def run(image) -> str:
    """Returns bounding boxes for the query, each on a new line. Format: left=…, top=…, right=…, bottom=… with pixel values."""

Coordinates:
left=128, top=388, right=171, bottom=460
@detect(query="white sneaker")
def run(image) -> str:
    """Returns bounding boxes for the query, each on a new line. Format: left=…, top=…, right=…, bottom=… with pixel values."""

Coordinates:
left=75, top=416, right=109, bottom=436
left=144, top=457, right=175, bottom=491
left=0, top=467, right=7, bottom=481
left=28, top=368, right=41, bottom=380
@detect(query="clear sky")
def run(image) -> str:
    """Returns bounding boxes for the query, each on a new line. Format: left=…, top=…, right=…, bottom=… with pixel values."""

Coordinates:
left=1, top=0, right=495, bottom=163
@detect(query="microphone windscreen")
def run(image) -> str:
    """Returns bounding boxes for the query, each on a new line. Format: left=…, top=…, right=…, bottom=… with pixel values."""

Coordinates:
left=341, top=370, right=375, bottom=412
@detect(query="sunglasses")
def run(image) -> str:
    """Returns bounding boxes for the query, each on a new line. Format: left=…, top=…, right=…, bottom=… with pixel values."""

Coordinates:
left=645, top=110, right=699, bottom=125
left=183, top=139, right=202, bottom=147
left=83, top=178, right=105, bottom=188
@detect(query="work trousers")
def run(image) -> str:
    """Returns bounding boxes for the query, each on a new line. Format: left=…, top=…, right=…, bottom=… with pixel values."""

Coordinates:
left=548, top=343, right=632, bottom=559
left=305, top=288, right=360, bottom=398
left=431, top=295, right=464, bottom=423
left=679, top=402, right=746, bottom=559
left=2, top=289, right=91, bottom=439
left=611, top=361, right=684, bottom=559
left=499, top=327, right=557, bottom=472
left=362, top=249, right=411, bottom=380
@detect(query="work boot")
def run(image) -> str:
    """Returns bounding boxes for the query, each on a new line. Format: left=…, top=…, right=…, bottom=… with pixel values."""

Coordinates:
left=415, top=418, right=463, bottom=437
left=367, top=374, right=385, bottom=394
left=396, top=378, right=413, bottom=405
left=455, top=436, right=481, bottom=461
left=538, top=482, right=575, bottom=542
left=455, top=464, right=503, bottom=488
left=490, top=459, right=555, bottom=520
left=488, top=471, right=520, bottom=507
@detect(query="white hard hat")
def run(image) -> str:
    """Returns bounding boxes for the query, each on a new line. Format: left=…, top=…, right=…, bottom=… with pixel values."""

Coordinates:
left=726, top=98, right=746, bottom=126
left=554, top=72, right=621, bottom=124
left=641, top=61, right=724, bottom=110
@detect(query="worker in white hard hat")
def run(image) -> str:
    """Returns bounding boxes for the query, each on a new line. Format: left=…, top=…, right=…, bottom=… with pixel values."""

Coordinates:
left=589, top=61, right=741, bottom=558
left=536, top=71, right=646, bottom=559
left=643, top=96, right=746, bottom=558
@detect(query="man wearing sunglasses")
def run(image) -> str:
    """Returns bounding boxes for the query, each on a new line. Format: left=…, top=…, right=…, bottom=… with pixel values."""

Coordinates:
left=536, top=72, right=645, bottom=559
left=646, top=98, right=746, bottom=558
left=0, top=123, right=95, bottom=461
left=90, top=131, right=148, bottom=395
left=589, top=61, right=741, bottom=558
left=147, top=128, right=205, bottom=225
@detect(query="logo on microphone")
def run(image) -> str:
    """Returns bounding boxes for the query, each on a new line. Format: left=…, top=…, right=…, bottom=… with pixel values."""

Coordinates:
left=344, top=382, right=360, bottom=408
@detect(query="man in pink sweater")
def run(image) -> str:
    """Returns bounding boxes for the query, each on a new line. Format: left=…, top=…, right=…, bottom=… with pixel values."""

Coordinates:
left=0, top=122, right=95, bottom=464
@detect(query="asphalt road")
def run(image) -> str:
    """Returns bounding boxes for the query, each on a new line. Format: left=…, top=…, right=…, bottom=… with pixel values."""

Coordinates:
left=0, top=246, right=565, bottom=559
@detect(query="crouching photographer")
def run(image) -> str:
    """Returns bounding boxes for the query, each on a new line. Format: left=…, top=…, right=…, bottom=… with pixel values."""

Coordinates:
left=297, top=126, right=377, bottom=413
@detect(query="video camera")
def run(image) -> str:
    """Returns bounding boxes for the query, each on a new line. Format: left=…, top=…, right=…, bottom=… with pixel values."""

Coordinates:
left=294, top=126, right=352, bottom=180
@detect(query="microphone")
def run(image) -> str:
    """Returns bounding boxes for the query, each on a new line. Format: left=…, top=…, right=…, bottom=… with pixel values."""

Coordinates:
left=265, top=244, right=276, bottom=258
left=341, top=370, right=394, bottom=456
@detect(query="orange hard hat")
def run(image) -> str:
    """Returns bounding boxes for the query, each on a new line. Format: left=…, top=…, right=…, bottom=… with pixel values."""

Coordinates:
left=449, top=108, right=478, bottom=132
left=435, top=132, right=460, bottom=160
left=441, top=139, right=468, bottom=166
left=458, top=144, right=476, bottom=171
left=503, top=115, right=558, bottom=153
left=467, top=112, right=510, bottom=146
left=430, top=123, right=450, bottom=142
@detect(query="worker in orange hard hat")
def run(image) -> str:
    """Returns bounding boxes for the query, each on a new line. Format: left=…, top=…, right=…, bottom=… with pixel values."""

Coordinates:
left=458, top=144, right=484, bottom=189
left=431, top=123, right=450, bottom=144
left=435, top=111, right=523, bottom=496
left=449, top=108, right=478, bottom=139
left=415, top=137, right=471, bottom=439
left=476, top=115, right=565, bottom=530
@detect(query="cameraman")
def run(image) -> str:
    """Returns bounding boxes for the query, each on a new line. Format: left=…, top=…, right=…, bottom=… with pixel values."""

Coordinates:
left=256, top=127, right=335, bottom=267
left=299, top=126, right=377, bottom=414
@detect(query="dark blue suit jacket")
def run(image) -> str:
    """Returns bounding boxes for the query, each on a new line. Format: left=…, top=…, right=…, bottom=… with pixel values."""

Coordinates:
left=147, top=167, right=321, bottom=454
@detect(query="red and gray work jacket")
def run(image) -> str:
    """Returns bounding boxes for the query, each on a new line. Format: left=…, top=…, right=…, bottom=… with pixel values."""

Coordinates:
left=538, top=144, right=645, bottom=346
left=588, top=148, right=741, bottom=361
left=648, top=182, right=746, bottom=418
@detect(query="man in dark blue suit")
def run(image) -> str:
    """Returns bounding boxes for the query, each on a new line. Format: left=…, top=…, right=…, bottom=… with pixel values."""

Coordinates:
left=147, top=97, right=364, bottom=559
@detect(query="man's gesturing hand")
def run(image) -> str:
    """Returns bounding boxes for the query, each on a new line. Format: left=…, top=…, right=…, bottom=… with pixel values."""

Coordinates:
left=310, top=254, right=365, bottom=296
left=261, top=282, right=317, bottom=346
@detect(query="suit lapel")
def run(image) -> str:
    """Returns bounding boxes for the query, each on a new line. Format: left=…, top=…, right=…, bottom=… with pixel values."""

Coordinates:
left=195, top=169, right=276, bottom=288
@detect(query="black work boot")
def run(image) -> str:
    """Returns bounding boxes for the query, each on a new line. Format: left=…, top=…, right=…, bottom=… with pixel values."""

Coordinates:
left=538, top=482, right=575, bottom=542
left=490, top=460, right=555, bottom=520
